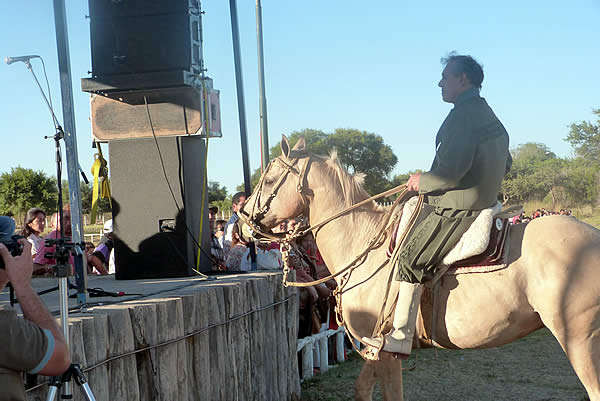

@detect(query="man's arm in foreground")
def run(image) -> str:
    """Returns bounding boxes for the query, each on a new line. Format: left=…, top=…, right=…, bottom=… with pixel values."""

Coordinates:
left=0, top=241, right=71, bottom=376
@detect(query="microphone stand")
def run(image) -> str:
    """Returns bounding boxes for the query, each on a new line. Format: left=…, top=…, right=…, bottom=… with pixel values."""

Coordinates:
left=22, top=59, right=89, bottom=184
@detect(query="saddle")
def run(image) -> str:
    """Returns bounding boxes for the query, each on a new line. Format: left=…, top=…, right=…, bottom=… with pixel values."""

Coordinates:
left=449, top=216, right=509, bottom=269
left=387, top=199, right=513, bottom=271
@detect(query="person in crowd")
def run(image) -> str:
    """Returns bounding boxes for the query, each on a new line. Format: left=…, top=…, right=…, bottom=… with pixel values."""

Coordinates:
left=208, top=205, right=218, bottom=233
left=362, top=53, right=512, bottom=357
left=33, top=206, right=74, bottom=275
left=224, top=192, right=246, bottom=249
left=0, top=232, right=71, bottom=400
left=0, top=215, right=16, bottom=242
left=87, top=219, right=112, bottom=275
left=19, top=208, right=46, bottom=259
left=84, top=242, right=95, bottom=256
left=225, top=223, right=250, bottom=271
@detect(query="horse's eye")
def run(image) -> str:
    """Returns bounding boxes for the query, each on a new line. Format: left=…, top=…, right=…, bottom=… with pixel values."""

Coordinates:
left=264, top=177, right=275, bottom=186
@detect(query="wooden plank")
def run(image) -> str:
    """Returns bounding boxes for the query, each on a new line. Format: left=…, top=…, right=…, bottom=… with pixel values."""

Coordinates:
left=179, top=290, right=210, bottom=401
left=94, top=305, right=140, bottom=401
left=286, top=284, right=301, bottom=399
left=82, top=312, right=110, bottom=401
left=125, top=301, right=159, bottom=401
left=90, top=89, right=202, bottom=141
left=206, top=285, right=227, bottom=401
left=67, top=317, right=87, bottom=401
left=248, top=279, right=266, bottom=401
left=154, top=297, right=187, bottom=401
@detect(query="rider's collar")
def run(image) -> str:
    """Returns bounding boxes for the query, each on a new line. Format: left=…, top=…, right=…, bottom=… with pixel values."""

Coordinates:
left=454, top=87, right=480, bottom=107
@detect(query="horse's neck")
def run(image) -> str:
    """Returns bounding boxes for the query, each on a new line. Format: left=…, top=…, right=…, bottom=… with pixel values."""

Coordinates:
left=308, top=189, right=385, bottom=275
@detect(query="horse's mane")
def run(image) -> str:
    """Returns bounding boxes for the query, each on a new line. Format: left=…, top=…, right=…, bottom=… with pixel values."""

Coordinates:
left=322, top=150, right=382, bottom=210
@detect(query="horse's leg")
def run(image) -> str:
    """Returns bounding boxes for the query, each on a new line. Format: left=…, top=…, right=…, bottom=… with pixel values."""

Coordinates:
left=355, top=361, right=377, bottom=401
left=543, top=311, right=600, bottom=401
left=376, top=354, right=404, bottom=401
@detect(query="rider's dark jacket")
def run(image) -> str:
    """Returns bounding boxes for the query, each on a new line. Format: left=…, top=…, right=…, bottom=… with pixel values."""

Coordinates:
left=419, top=87, right=512, bottom=210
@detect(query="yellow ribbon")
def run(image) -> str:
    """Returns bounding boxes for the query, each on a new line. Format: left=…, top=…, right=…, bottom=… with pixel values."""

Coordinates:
left=90, top=143, right=112, bottom=224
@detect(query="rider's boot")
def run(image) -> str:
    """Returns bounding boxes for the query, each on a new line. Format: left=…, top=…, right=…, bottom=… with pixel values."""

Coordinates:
left=361, top=281, right=423, bottom=357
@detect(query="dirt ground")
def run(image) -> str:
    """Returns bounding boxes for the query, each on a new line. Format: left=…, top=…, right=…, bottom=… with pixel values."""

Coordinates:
left=300, top=328, right=590, bottom=401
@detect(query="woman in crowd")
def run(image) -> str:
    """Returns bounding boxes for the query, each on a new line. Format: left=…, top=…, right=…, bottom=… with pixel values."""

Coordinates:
left=20, top=207, right=46, bottom=259
left=225, top=223, right=250, bottom=271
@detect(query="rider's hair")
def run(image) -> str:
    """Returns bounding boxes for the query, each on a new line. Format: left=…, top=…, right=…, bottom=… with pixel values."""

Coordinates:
left=441, top=52, right=484, bottom=89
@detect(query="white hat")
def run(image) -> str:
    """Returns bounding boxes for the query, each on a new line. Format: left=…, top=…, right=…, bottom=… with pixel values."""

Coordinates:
left=103, top=219, right=113, bottom=233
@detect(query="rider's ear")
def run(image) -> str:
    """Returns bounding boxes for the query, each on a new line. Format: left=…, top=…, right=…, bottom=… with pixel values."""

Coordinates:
left=281, top=135, right=291, bottom=158
left=292, top=137, right=306, bottom=152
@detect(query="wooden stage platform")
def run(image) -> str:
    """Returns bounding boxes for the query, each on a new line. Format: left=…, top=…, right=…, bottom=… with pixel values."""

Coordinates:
left=0, top=272, right=300, bottom=401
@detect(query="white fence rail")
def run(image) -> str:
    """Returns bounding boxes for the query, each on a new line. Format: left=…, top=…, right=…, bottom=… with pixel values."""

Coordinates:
left=297, top=326, right=347, bottom=381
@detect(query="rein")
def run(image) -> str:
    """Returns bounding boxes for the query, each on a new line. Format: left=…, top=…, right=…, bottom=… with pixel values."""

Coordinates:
left=238, top=154, right=412, bottom=287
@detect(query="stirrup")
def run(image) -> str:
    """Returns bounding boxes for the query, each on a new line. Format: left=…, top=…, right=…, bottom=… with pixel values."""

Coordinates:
left=361, top=335, right=411, bottom=359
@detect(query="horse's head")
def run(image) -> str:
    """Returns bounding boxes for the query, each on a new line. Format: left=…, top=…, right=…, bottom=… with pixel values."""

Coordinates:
left=240, top=135, right=311, bottom=234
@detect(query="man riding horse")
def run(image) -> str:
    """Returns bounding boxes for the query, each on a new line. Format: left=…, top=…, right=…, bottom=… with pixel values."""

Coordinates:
left=361, top=53, right=513, bottom=357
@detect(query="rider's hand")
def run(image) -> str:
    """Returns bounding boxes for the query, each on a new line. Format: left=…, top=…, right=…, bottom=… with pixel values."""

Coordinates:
left=406, top=173, right=421, bottom=192
left=0, top=239, right=34, bottom=288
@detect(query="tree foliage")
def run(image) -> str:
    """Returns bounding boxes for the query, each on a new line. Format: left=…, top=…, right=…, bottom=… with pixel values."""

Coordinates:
left=253, top=128, right=398, bottom=195
left=502, top=140, right=600, bottom=207
left=0, top=167, right=57, bottom=222
left=565, top=109, right=600, bottom=164
left=207, top=181, right=228, bottom=204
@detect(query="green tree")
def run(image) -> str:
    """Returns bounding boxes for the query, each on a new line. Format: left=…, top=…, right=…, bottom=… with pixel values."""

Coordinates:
left=79, top=181, right=112, bottom=215
left=269, top=129, right=330, bottom=159
left=561, top=158, right=600, bottom=205
left=565, top=109, right=600, bottom=164
left=207, top=181, right=228, bottom=204
left=502, top=143, right=567, bottom=206
left=0, top=167, right=57, bottom=222
left=235, top=168, right=263, bottom=194
left=260, top=128, right=398, bottom=196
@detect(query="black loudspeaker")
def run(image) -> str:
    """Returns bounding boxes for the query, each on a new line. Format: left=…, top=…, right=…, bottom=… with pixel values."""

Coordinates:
left=88, top=0, right=203, bottom=77
left=109, top=136, right=212, bottom=279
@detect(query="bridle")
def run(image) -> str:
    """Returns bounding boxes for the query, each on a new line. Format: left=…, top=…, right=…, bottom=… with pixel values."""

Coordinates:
left=239, top=154, right=311, bottom=243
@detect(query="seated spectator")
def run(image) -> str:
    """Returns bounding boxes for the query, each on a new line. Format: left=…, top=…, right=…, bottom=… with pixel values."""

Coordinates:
left=87, top=220, right=112, bottom=275
left=34, top=207, right=74, bottom=275
left=210, top=220, right=226, bottom=270
left=19, top=208, right=46, bottom=259
left=214, top=219, right=228, bottom=255
left=224, top=192, right=246, bottom=250
left=209, top=206, right=218, bottom=232
left=225, top=223, right=250, bottom=271
left=84, top=242, right=95, bottom=256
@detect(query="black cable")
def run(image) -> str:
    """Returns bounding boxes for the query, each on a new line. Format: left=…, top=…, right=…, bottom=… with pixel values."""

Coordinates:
left=40, top=57, right=55, bottom=127
left=143, top=96, right=220, bottom=269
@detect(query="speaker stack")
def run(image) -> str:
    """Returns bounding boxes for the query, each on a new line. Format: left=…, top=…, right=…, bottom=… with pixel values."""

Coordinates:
left=82, top=0, right=221, bottom=279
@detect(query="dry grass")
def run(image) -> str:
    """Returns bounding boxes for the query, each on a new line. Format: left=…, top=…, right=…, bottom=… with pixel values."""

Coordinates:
left=300, top=329, right=590, bottom=401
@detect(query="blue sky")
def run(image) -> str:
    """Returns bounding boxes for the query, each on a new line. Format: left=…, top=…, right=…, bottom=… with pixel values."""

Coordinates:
left=1, top=1, right=599, bottom=195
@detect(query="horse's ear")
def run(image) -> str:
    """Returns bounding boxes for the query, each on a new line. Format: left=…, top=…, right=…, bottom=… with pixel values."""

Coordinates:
left=281, top=135, right=291, bottom=158
left=292, top=137, right=306, bottom=152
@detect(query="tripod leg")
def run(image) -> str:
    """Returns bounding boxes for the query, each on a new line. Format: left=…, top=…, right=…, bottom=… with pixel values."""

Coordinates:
left=46, top=376, right=63, bottom=401
left=71, top=364, right=97, bottom=401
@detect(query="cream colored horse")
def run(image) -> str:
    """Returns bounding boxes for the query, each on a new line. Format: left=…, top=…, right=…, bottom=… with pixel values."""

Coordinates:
left=242, top=137, right=600, bottom=401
